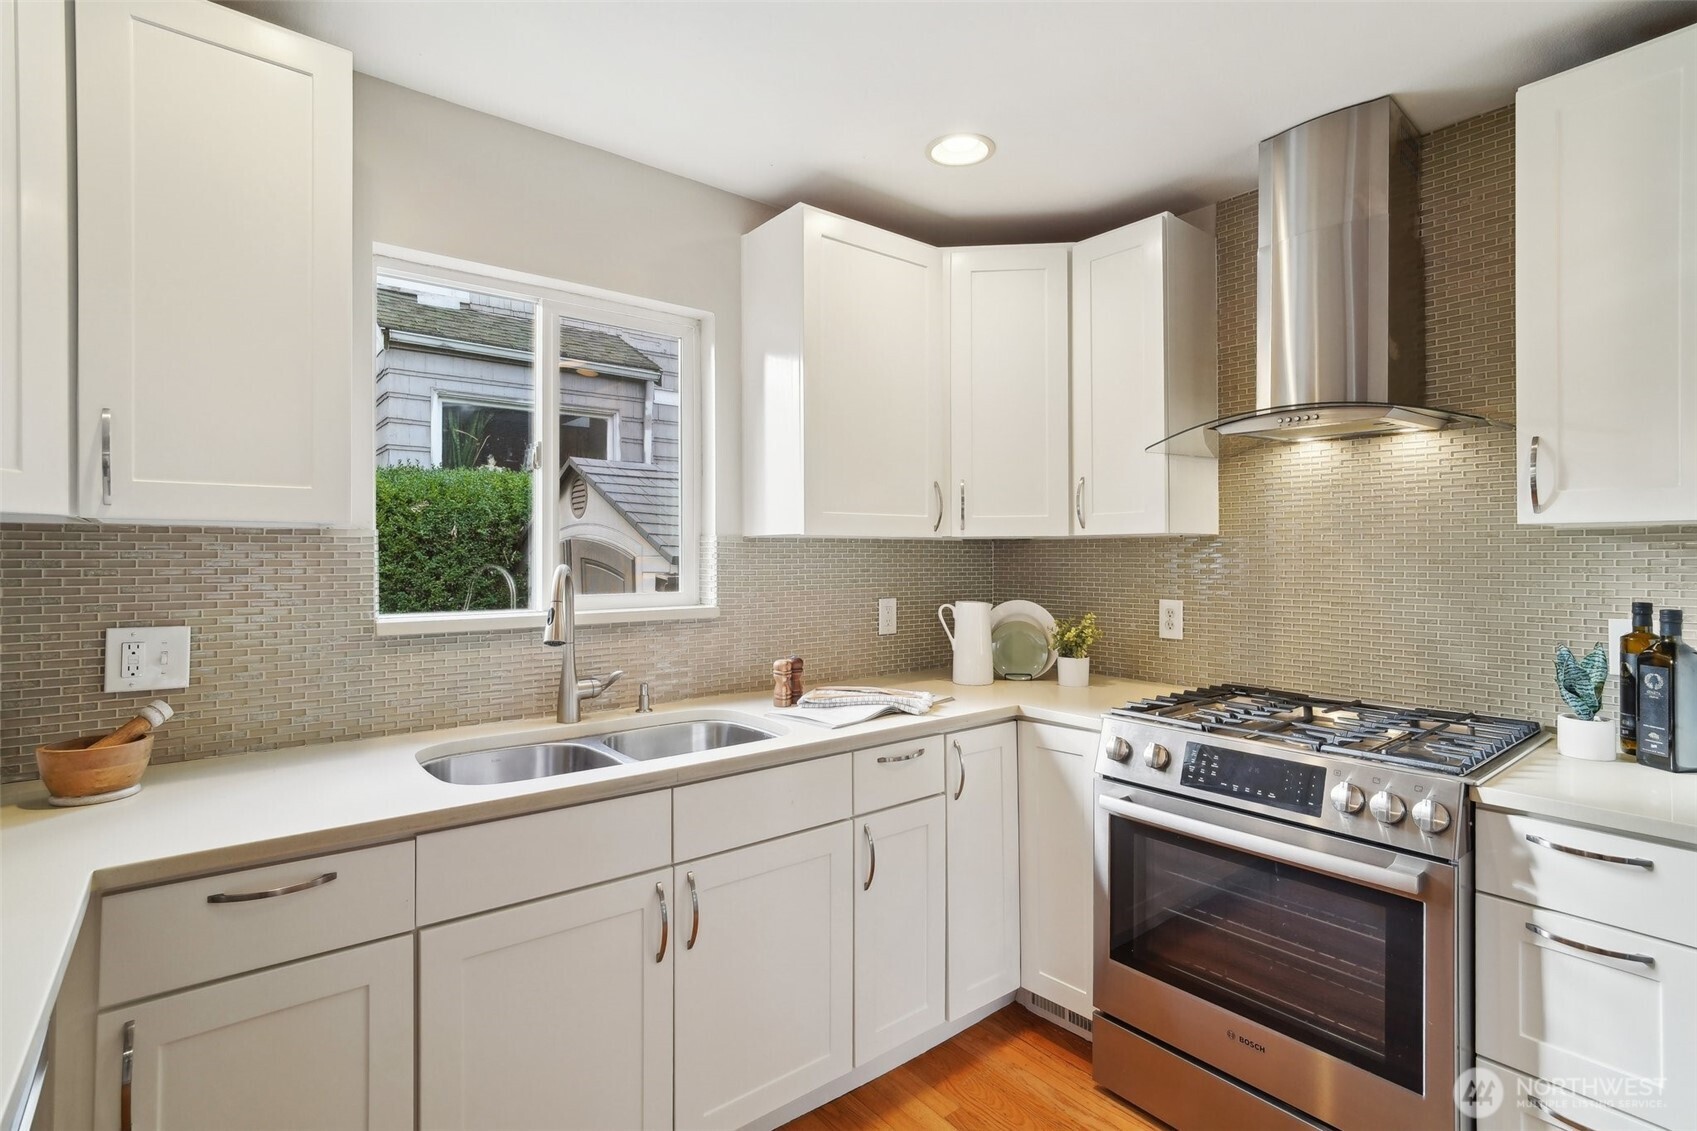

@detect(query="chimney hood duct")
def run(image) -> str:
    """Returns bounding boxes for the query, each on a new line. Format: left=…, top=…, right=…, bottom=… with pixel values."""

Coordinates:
left=1152, top=96, right=1489, bottom=454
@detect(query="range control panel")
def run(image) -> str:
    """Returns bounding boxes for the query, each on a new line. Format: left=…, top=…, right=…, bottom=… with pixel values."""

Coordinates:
left=1180, top=743, right=1328, bottom=816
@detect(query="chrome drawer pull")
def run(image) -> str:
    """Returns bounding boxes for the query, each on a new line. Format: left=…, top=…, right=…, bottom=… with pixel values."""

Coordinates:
left=1074, top=477, right=1086, bottom=529
left=120, top=1020, right=134, bottom=1131
left=1529, top=434, right=1545, bottom=512
left=101, top=409, right=113, bottom=505
left=1525, top=922, right=1654, bottom=967
left=206, top=870, right=337, bottom=904
left=876, top=748, right=925, bottom=764
left=655, top=882, right=669, bottom=964
left=686, top=871, right=700, bottom=950
left=953, top=741, right=966, bottom=801
left=863, top=824, right=876, bottom=892
left=1527, top=1096, right=1599, bottom=1131
left=1524, top=833, right=1653, bottom=870
left=932, top=481, right=943, bottom=532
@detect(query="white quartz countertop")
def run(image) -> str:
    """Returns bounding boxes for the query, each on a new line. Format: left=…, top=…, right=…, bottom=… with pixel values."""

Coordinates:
left=0, top=670, right=1174, bottom=1121
left=1473, top=743, right=1697, bottom=848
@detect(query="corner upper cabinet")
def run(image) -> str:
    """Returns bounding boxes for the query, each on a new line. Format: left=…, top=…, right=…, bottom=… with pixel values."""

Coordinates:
left=743, top=204, right=949, bottom=537
left=1071, top=213, right=1217, bottom=535
left=0, top=0, right=73, bottom=518
left=74, top=0, right=353, bottom=525
left=947, top=245, right=1071, bottom=538
left=1516, top=23, right=1697, bottom=526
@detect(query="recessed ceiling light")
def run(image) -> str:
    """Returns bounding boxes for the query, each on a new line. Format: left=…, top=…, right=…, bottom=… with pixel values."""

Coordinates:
left=927, top=133, right=995, bottom=167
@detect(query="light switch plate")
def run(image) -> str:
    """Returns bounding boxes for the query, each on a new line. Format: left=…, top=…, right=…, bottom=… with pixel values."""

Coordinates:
left=1159, top=600, right=1184, bottom=641
left=104, top=626, right=190, bottom=692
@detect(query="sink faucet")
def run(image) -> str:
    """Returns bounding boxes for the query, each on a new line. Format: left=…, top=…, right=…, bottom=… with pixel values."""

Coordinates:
left=543, top=563, right=624, bottom=723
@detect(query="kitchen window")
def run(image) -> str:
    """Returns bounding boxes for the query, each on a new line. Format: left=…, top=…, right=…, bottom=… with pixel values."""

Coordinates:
left=372, top=250, right=709, bottom=631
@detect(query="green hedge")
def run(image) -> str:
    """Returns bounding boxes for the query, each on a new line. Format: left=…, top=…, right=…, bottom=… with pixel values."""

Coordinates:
left=375, top=465, right=532, bottom=614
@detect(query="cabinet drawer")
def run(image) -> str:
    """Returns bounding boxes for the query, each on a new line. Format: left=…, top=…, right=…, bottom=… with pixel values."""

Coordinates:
left=1478, top=1058, right=1667, bottom=1131
left=1477, top=810, right=1697, bottom=944
left=1476, top=894, right=1697, bottom=1130
left=674, top=754, right=850, bottom=861
left=417, top=790, right=671, bottom=924
left=100, top=841, right=414, bottom=1007
left=853, top=735, right=944, bottom=814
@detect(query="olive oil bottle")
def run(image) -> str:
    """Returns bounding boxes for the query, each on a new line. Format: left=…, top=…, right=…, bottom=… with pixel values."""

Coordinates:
left=1638, top=609, right=1695, bottom=773
left=1620, top=601, right=1658, bottom=758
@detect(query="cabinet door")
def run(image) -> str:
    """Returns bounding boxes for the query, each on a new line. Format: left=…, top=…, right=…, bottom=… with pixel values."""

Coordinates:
left=93, top=937, right=412, bottom=1131
left=802, top=208, right=947, bottom=537
left=946, top=722, right=1021, bottom=1020
left=674, top=822, right=854, bottom=1130
left=855, top=796, right=947, bottom=1064
left=1476, top=894, right=1697, bottom=1130
left=74, top=0, right=352, bottom=524
left=948, top=245, right=1070, bottom=538
left=0, top=0, right=72, bottom=518
left=1017, top=721, right=1096, bottom=1018
left=418, top=869, right=673, bottom=1131
left=1516, top=25, right=1697, bottom=525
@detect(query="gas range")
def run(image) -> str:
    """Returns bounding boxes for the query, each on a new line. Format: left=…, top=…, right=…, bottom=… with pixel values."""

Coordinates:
left=1096, top=684, right=1546, bottom=861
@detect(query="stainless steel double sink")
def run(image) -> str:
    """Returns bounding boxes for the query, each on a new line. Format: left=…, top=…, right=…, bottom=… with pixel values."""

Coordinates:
left=421, top=719, right=778, bottom=785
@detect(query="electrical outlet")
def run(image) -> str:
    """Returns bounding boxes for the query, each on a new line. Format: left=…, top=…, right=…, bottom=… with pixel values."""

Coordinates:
left=1159, top=600, right=1184, bottom=641
left=105, top=626, right=190, bottom=692
left=877, top=598, right=898, bottom=636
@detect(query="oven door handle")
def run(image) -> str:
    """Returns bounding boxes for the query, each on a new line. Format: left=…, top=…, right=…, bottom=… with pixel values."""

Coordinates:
left=1098, top=795, right=1429, bottom=897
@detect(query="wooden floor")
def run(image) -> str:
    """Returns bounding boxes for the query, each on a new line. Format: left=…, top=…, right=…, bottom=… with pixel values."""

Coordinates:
left=782, top=1006, right=1168, bottom=1131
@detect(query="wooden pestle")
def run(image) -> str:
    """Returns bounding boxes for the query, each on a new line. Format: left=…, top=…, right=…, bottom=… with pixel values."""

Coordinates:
left=87, top=700, right=174, bottom=748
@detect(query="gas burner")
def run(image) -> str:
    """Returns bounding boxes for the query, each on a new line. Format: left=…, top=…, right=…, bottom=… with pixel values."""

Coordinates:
left=1109, top=685, right=1542, bottom=777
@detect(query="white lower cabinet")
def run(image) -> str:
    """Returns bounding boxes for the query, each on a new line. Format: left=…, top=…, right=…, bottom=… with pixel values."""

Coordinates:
left=418, top=869, right=673, bottom=1131
left=946, top=723, right=1021, bottom=1020
left=855, top=796, right=947, bottom=1064
left=93, top=937, right=413, bottom=1130
left=673, top=821, right=855, bottom=1130
left=1017, top=721, right=1096, bottom=1019
left=1479, top=1058, right=1667, bottom=1131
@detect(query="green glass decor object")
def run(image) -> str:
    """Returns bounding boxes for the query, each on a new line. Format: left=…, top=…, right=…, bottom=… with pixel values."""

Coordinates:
left=1554, top=643, right=1609, bottom=720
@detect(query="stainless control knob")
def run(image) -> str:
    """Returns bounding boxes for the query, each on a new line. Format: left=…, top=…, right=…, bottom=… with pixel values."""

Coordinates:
left=1329, top=782, right=1365, bottom=814
left=1369, top=791, right=1407, bottom=825
left=1108, top=736, right=1133, bottom=763
left=1143, top=743, right=1171, bottom=770
left=1412, top=798, right=1451, bottom=835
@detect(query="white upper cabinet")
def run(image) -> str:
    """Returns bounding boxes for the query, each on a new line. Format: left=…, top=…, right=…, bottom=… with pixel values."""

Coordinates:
left=1071, top=213, right=1217, bottom=536
left=947, top=245, right=1071, bottom=538
left=1516, top=23, right=1697, bottom=526
left=0, top=0, right=72, bottom=518
left=743, top=204, right=949, bottom=537
left=75, top=0, right=352, bottom=525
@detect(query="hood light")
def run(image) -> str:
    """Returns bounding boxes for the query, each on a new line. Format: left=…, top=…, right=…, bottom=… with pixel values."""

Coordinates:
left=928, top=133, right=995, bottom=167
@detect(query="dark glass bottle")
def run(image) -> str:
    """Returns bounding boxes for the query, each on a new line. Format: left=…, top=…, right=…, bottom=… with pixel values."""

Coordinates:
left=1620, top=601, right=1657, bottom=758
left=1637, top=609, right=1694, bottom=773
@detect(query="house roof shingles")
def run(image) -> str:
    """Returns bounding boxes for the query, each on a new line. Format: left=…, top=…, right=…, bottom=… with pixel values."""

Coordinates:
left=376, top=287, right=661, bottom=377
left=565, top=458, right=680, bottom=562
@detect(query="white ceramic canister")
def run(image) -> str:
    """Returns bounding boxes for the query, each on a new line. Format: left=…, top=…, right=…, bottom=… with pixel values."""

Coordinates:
left=938, top=601, right=994, bottom=686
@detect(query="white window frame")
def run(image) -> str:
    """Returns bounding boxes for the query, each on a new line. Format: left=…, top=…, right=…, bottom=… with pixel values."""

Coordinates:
left=372, top=246, right=715, bottom=634
left=429, top=394, right=620, bottom=469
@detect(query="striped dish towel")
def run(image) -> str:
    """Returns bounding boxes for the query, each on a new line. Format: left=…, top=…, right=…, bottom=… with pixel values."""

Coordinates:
left=794, top=687, right=946, bottom=715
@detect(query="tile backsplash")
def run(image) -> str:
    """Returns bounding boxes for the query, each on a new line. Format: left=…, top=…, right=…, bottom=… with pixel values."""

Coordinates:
left=995, top=106, right=1697, bottom=721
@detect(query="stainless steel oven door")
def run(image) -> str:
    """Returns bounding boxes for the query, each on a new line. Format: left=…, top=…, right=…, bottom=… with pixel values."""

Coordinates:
left=1094, top=781, right=1458, bottom=1131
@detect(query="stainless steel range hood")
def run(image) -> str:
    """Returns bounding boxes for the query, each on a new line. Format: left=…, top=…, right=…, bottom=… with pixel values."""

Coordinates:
left=1153, top=97, right=1489, bottom=453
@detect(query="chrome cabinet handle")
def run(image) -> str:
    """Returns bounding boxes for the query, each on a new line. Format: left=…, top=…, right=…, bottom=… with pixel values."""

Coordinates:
left=655, top=882, right=669, bottom=964
left=1529, top=434, right=1545, bottom=513
left=959, top=480, right=966, bottom=531
left=931, top=481, right=943, bottom=533
left=120, top=1019, right=134, bottom=1131
left=1525, top=922, right=1654, bottom=967
left=1525, top=833, right=1653, bottom=870
left=953, top=740, right=966, bottom=801
left=863, top=825, right=876, bottom=892
left=1074, top=477, right=1086, bottom=529
left=685, top=871, right=700, bottom=950
left=206, top=871, right=337, bottom=904
left=1527, top=1096, right=1600, bottom=1131
left=876, top=747, right=925, bottom=764
left=101, top=409, right=113, bottom=505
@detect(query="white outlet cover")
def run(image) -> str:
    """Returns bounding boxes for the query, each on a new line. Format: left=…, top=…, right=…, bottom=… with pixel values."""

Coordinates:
left=877, top=598, right=898, bottom=636
left=1159, top=599, right=1184, bottom=641
left=105, top=626, right=190, bottom=693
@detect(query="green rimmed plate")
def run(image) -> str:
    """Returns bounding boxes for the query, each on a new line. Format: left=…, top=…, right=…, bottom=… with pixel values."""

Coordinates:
left=992, top=618, right=1051, bottom=680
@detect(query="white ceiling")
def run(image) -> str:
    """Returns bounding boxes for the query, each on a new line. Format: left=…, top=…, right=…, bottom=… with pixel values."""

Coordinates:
left=232, top=0, right=1697, bottom=244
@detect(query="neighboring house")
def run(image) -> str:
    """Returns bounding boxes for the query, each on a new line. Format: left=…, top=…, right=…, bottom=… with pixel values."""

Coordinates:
left=374, top=282, right=681, bottom=593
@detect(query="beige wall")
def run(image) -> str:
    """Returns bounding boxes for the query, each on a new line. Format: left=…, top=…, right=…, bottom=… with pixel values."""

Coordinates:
left=995, top=107, right=1697, bottom=722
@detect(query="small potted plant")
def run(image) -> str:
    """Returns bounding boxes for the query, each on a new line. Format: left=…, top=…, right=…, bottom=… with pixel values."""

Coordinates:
left=1051, top=613, right=1102, bottom=688
left=1553, top=643, right=1615, bottom=761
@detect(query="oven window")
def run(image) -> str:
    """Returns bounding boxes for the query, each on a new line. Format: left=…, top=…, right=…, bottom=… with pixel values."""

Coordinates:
left=1109, top=818, right=1425, bottom=1092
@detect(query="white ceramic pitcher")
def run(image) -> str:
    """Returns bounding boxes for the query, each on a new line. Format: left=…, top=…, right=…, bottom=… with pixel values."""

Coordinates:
left=938, top=601, right=994, bottom=686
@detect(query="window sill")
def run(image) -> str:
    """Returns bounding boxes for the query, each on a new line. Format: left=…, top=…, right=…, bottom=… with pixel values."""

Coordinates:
left=374, top=604, right=720, bottom=638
